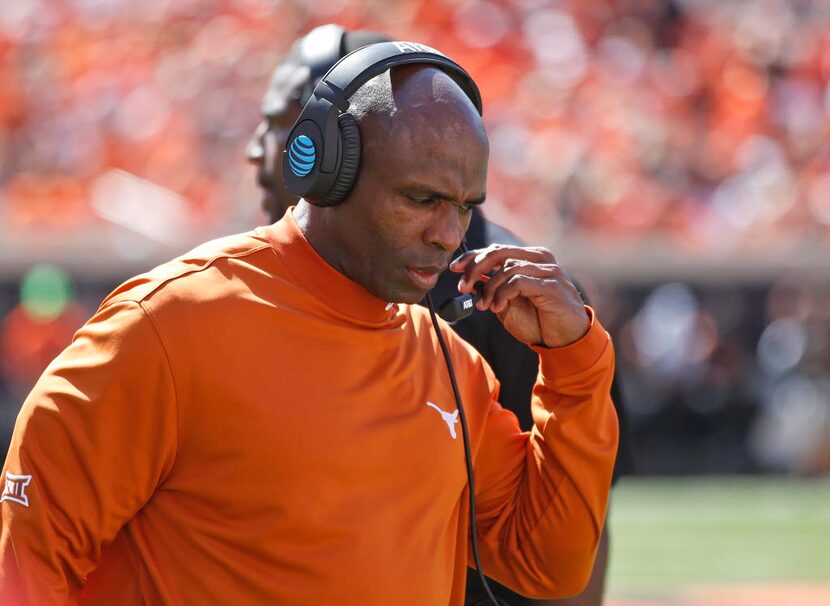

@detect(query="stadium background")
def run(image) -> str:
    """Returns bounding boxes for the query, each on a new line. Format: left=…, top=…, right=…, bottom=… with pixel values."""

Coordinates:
left=0, top=0, right=828, bottom=602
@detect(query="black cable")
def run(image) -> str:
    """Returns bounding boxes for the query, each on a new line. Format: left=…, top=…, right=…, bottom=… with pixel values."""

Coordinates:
left=425, top=293, right=500, bottom=606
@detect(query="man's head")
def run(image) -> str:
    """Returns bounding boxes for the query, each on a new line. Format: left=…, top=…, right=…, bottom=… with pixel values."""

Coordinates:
left=246, top=25, right=391, bottom=222
left=294, top=64, right=489, bottom=304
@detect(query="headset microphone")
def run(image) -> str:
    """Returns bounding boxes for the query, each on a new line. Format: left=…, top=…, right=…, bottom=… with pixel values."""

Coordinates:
left=436, top=242, right=491, bottom=323
left=436, top=293, right=478, bottom=323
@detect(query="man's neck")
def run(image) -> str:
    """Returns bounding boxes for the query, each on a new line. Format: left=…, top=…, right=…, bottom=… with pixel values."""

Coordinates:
left=292, top=202, right=350, bottom=279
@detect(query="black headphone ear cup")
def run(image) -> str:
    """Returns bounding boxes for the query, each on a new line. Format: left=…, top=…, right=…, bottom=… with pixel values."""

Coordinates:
left=321, top=113, right=361, bottom=206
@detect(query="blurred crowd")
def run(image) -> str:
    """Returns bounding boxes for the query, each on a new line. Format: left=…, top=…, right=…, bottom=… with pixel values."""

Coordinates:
left=1, top=0, right=829, bottom=474
left=3, top=0, right=830, bottom=245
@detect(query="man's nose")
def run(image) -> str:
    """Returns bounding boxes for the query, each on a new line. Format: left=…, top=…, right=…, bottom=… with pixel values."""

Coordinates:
left=245, top=124, right=266, bottom=165
left=425, top=203, right=467, bottom=252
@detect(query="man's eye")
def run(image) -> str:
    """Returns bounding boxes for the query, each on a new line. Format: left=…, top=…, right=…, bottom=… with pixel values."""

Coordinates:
left=459, top=203, right=475, bottom=214
left=409, top=196, right=434, bottom=207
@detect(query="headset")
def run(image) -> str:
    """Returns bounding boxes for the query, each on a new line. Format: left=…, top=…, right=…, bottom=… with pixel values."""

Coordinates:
left=286, top=28, right=485, bottom=326
left=282, top=40, right=501, bottom=604
left=282, top=40, right=483, bottom=206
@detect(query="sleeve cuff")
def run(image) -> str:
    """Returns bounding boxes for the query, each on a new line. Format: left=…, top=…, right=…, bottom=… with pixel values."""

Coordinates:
left=531, top=306, right=611, bottom=380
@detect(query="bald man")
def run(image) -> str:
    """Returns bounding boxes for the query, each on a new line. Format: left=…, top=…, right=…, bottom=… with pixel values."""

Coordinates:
left=250, top=26, right=627, bottom=606
left=0, top=48, right=618, bottom=605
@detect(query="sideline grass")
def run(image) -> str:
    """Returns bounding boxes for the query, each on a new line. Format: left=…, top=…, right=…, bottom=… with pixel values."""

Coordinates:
left=607, top=476, right=830, bottom=595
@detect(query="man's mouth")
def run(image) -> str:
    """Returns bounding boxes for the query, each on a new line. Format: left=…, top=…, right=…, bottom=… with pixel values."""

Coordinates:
left=405, top=266, right=444, bottom=290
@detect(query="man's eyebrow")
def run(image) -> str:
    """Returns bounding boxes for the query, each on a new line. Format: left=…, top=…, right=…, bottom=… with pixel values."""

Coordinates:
left=399, top=187, right=486, bottom=206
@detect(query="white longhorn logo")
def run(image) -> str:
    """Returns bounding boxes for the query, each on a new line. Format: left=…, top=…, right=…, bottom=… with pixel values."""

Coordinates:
left=426, top=402, right=459, bottom=439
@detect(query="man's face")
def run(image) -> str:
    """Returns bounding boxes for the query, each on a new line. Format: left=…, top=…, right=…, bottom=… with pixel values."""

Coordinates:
left=246, top=61, right=309, bottom=222
left=327, top=101, right=489, bottom=304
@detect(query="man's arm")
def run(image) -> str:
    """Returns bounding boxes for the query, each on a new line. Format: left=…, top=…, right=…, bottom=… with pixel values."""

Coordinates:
left=452, top=246, right=618, bottom=599
left=538, top=527, right=610, bottom=606
left=0, top=300, right=177, bottom=604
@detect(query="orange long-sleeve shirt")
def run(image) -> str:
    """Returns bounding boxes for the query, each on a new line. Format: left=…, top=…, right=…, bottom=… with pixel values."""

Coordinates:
left=0, top=211, right=618, bottom=605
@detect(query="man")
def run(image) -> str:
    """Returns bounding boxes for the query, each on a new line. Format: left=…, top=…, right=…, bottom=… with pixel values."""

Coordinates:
left=247, top=25, right=627, bottom=606
left=0, top=41, right=617, bottom=605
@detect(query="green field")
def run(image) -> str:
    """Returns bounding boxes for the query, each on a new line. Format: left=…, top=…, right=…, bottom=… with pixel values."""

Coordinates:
left=607, top=477, right=830, bottom=596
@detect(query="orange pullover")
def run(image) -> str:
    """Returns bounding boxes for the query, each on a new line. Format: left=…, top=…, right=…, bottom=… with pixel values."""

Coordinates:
left=1, top=211, right=618, bottom=605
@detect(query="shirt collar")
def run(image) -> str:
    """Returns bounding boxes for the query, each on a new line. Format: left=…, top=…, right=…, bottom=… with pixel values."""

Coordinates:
left=259, top=209, right=402, bottom=327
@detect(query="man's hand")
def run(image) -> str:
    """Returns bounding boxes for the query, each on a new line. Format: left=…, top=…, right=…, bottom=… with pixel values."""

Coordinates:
left=450, top=245, right=589, bottom=348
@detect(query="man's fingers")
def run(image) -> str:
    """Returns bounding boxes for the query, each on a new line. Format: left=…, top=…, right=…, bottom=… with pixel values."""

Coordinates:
left=490, top=274, right=551, bottom=314
left=477, top=261, right=560, bottom=310
left=453, top=245, right=555, bottom=293
left=448, top=250, right=476, bottom=272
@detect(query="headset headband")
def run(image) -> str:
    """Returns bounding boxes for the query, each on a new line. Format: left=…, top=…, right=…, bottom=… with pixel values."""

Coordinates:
left=283, top=40, right=483, bottom=204
left=313, top=41, right=482, bottom=115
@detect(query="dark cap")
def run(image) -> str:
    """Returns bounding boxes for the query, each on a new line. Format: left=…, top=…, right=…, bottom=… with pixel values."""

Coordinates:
left=261, top=24, right=391, bottom=116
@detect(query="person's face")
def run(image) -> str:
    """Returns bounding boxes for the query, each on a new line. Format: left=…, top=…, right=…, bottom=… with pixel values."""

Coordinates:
left=246, top=62, right=309, bottom=222
left=328, top=104, right=489, bottom=304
